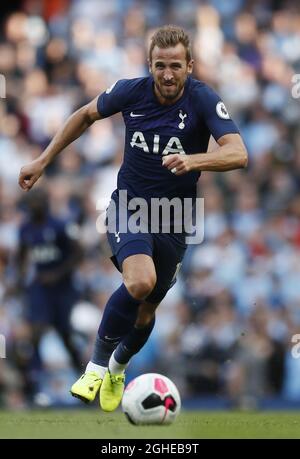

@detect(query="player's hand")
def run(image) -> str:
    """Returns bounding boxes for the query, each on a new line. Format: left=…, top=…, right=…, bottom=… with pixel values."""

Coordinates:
left=162, top=154, right=193, bottom=176
left=18, top=159, right=45, bottom=191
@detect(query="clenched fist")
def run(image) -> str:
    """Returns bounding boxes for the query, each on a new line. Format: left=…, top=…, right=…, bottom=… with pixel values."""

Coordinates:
left=18, top=158, right=45, bottom=191
left=162, top=154, right=193, bottom=176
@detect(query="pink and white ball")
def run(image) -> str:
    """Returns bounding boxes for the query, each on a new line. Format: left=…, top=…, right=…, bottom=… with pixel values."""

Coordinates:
left=121, top=373, right=181, bottom=425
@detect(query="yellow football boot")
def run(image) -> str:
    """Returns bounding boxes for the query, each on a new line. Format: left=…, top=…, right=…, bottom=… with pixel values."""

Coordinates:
left=70, top=372, right=102, bottom=403
left=100, top=371, right=125, bottom=412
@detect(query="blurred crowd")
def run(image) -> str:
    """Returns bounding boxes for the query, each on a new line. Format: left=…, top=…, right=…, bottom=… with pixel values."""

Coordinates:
left=1, top=0, right=300, bottom=410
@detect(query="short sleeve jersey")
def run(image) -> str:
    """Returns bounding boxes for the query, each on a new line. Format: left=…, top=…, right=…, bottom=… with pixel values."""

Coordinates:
left=97, top=76, right=239, bottom=202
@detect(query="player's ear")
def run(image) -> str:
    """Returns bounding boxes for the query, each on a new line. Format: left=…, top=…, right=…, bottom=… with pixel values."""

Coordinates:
left=187, top=59, right=194, bottom=74
left=147, top=58, right=152, bottom=73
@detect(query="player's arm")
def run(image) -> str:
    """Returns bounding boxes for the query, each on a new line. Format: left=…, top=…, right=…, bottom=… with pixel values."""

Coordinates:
left=207, top=135, right=218, bottom=152
left=163, top=84, right=248, bottom=175
left=197, top=133, right=248, bottom=171
left=163, top=133, right=248, bottom=175
left=18, top=97, right=102, bottom=191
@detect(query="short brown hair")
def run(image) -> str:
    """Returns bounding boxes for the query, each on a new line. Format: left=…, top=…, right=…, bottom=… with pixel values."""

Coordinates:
left=149, top=25, right=192, bottom=62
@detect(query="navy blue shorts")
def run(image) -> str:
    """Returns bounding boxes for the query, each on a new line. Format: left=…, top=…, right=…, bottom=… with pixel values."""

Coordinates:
left=25, top=279, right=78, bottom=333
left=106, top=192, right=187, bottom=303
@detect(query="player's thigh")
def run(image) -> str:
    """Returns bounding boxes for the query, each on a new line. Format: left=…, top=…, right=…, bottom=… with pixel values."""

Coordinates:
left=146, top=235, right=186, bottom=303
left=106, top=203, right=154, bottom=276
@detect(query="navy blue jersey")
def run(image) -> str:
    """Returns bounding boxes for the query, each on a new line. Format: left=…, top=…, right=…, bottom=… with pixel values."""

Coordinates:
left=97, top=76, right=239, bottom=202
left=19, top=216, right=76, bottom=276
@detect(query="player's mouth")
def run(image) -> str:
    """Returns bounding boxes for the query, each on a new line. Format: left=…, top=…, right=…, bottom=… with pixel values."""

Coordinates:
left=163, top=82, right=176, bottom=87
left=158, top=81, right=181, bottom=99
left=161, top=83, right=177, bottom=93
left=154, top=80, right=182, bottom=101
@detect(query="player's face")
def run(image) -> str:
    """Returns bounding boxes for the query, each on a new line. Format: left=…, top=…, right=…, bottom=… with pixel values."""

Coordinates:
left=149, top=43, right=193, bottom=105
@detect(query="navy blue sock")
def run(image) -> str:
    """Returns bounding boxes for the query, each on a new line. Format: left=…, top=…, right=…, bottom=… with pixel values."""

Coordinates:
left=92, top=284, right=140, bottom=366
left=91, top=334, right=118, bottom=367
left=114, top=317, right=156, bottom=365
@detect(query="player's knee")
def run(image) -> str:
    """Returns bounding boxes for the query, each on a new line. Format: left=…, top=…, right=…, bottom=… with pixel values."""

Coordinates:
left=125, top=275, right=156, bottom=301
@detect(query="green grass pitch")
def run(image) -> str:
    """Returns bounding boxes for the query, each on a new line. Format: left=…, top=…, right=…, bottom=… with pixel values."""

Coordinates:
left=0, top=409, right=300, bottom=439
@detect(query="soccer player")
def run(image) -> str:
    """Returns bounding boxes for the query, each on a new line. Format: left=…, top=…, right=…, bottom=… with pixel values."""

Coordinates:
left=18, top=25, right=248, bottom=411
left=16, top=189, right=82, bottom=400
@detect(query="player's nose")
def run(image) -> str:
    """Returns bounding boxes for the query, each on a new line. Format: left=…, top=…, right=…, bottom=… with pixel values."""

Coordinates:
left=163, top=69, right=173, bottom=81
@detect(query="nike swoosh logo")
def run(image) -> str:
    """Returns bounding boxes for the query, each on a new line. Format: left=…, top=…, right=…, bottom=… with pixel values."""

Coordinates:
left=130, top=112, right=145, bottom=117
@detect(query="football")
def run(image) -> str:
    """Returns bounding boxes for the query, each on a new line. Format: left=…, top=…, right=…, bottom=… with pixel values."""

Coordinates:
left=121, top=373, right=181, bottom=425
